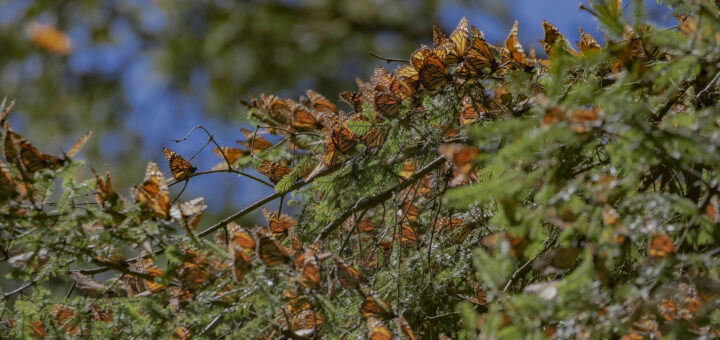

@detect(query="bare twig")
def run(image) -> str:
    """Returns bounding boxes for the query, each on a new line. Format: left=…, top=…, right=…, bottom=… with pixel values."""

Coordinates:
left=697, top=71, right=720, bottom=100
left=73, top=163, right=339, bottom=276
left=313, top=156, right=446, bottom=244
left=369, top=52, right=409, bottom=64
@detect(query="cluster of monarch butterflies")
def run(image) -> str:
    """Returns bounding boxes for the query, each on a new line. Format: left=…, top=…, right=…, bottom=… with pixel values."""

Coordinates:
left=7, top=8, right=710, bottom=338
left=0, top=99, right=92, bottom=204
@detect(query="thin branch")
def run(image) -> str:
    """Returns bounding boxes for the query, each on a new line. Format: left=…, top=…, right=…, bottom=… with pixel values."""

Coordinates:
left=168, top=125, right=275, bottom=188
left=313, top=156, right=446, bottom=244
left=2, top=281, right=34, bottom=299
left=169, top=168, right=273, bottom=188
left=697, top=70, right=720, bottom=100
left=369, top=52, right=409, bottom=64
left=73, top=163, right=339, bottom=276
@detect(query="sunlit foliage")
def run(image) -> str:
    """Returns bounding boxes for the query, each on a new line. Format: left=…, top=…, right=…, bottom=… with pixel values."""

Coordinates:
left=2, top=0, right=720, bottom=338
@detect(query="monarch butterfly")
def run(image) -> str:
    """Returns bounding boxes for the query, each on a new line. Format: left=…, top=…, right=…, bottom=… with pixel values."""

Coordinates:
left=287, top=99, right=322, bottom=132
left=162, top=147, right=196, bottom=181
left=576, top=27, right=600, bottom=54
left=438, top=143, right=481, bottom=175
left=357, top=219, right=377, bottom=234
left=445, top=17, right=470, bottom=65
left=257, top=161, right=291, bottom=184
left=457, top=96, right=486, bottom=126
left=360, top=294, right=394, bottom=319
left=398, top=201, right=419, bottom=223
left=395, top=316, right=418, bottom=340
left=262, top=208, right=296, bottom=241
left=3, top=125, right=64, bottom=173
left=170, top=197, right=206, bottom=230
left=260, top=93, right=291, bottom=124
left=396, top=65, right=419, bottom=85
left=540, top=20, right=579, bottom=58
left=435, top=217, right=466, bottom=233
left=64, top=131, right=92, bottom=160
left=335, top=260, right=363, bottom=290
left=373, top=90, right=402, bottom=117
left=232, top=229, right=256, bottom=254
left=502, top=21, right=532, bottom=70
left=390, top=76, right=415, bottom=100
left=238, top=128, right=273, bottom=153
left=323, top=123, right=356, bottom=166
left=396, top=223, right=419, bottom=247
left=367, top=317, right=392, bottom=340
left=414, top=47, right=450, bottom=91
left=648, top=233, right=674, bottom=258
left=432, top=25, right=449, bottom=48
left=256, top=228, right=291, bottom=266
left=231, top=247, right=251, bottom=282
left=306, top=89, right=338, bottom=114
left=360, top=127, right=386, bottom=149
left=465, top=25, right=497, bottom=74
left=130, top=161, right=170, bottom=220
left=297, top=252, right=320, bottom=290
left=339, top=90, right=363, bottom=113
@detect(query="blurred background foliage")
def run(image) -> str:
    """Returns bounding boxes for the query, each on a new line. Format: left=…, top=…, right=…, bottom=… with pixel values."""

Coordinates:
left=0, top=0, right=670, bottom=216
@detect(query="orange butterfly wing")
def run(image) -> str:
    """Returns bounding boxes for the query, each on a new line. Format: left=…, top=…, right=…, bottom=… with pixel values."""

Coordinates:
left=162, top=147, right=196, bottom=181
left=256, top=229, right=291, bottom=266
left=257, top=161, right=291, bottom=184
left=465, top=26, right=497, bottom=73
left=131, top=161, right=170, bottom=219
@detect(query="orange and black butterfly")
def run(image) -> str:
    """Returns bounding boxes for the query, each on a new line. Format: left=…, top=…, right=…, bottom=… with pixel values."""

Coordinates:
left=502, top=21, right=533, bottom=71
left=3, top=125, right=62, bottom=173
left=162, top=147, right=196, bottom=181
left=339, top=91, right=363, bottom=113
left=396, top=65, right=420, bottom=88
left=232, top=229, right=257, bottom=255
left=296, top=251, right=320, bottom=290
left=257, top=161, right=291, bottom=184
left=260, top=93, right=291, bottom=124
left=231, top=246, right=251, bottom=282
left=445, top=17, right=470, bottom=65
left=306, top=89, right=338, bottom=115
left=262, top=208, right=296, bottom=241
left=256, top=228, right=291, bottom=266
left=360, top=127, right=386, bottom=149
left=324, top=123, right=356, bottom=167
left=335, top=259, right=364, bottom=290
left=91, top=166, right=119, bottom=209
left=412, top=47, right=451, bottom=91
left=371, top=67, right=403, bottom=117
left=438, top=143, right=481, bottom=175
left=396, top=223, right=419, bottom=248
left=130, top=161, right=170, bottom=219
left=286, top=98, right=323, bottom=132
left=395, top=316, right=418, bottom=340
left=648, top=233, right=674, bottom=258
left=62, top=131, right=92, bottom=160
left=360, top=294, right=394, bottom=319
left=576, top=27, right=601, bottom=54
left=540, top=20, right=579, bottom=58
left=367, top=317, right=392, bottom=340
left=465, top=25, right=497, bottom=74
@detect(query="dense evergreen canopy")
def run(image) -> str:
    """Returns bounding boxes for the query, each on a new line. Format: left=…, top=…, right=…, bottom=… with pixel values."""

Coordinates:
left=2, top=0, right=720, bottom=338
